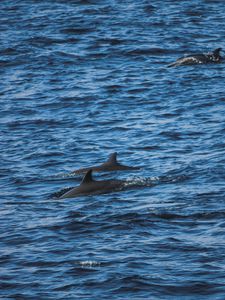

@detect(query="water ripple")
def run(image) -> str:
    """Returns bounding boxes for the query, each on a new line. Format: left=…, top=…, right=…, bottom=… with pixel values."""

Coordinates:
left=1, top=0, right=225, bottom=299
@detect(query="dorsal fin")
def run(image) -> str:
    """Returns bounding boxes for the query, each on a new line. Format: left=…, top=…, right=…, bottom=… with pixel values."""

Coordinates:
left=81, top=169, right=93, bottom=185
left=107, top=152, right=117, bottom=164
left=103, top=152, right=119, bottom=166
left=213, top=48, right=222, bottom=58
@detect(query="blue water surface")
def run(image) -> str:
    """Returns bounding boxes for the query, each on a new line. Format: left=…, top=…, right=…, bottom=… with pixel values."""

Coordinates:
left=1, top=0, right=225, bottom=299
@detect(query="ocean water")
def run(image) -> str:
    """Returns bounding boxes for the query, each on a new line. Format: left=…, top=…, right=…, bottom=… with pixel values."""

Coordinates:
left=1, top=0, right=225, bottom=299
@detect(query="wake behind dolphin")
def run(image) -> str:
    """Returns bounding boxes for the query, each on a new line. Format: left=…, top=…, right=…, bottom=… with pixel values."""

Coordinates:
left=168, top=48, right=223, bottom=67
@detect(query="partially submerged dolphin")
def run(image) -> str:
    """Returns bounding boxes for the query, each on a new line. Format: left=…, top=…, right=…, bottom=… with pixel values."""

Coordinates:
left=71, top=152, right=140, bottom=175
left=52, top=165, right=188, bottom=199
left=59, top=169, right=125, bottom=198
left=168, top=48, right=223, bottom=67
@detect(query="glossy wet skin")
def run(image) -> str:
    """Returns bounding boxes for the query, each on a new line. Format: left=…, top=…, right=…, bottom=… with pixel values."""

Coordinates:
left=168, top=48, right=223, bottom=67
left=60, top=179, right=124, bottom=198
left=72, top=152, right=140, bottom=174
left=60, top=169, right=125, bottom=198
left=73, top=164, right=139, bottom=174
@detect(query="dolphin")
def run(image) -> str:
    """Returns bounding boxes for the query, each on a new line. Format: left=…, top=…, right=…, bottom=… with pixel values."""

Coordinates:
left=168, top=48, right=223, bottom=67
left=71, top=152, right=140, bottom=175
left=59, top=169, right=125, bottom=198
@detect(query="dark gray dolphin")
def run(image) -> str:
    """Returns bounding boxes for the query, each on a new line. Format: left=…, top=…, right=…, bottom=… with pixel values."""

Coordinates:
left=168, top=48, right=223, bottom=67
left=71, top=152, right=140, bottom=175
left=59, top=169, right=125, bottom=198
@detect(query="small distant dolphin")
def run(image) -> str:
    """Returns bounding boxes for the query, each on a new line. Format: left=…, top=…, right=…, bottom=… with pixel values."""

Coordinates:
left=168, top=48, right=223, bottom=67
left=59, top=169, right=125, bottom=198
left=71, top=152, right=140, bottom=175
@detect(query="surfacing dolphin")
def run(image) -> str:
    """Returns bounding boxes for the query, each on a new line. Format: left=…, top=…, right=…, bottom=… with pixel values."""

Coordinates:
left=71, top=152, right=140, bottom=175
left=168, top=48, right=223, bottom=67
left=59, top=169, right=125, bottom=198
